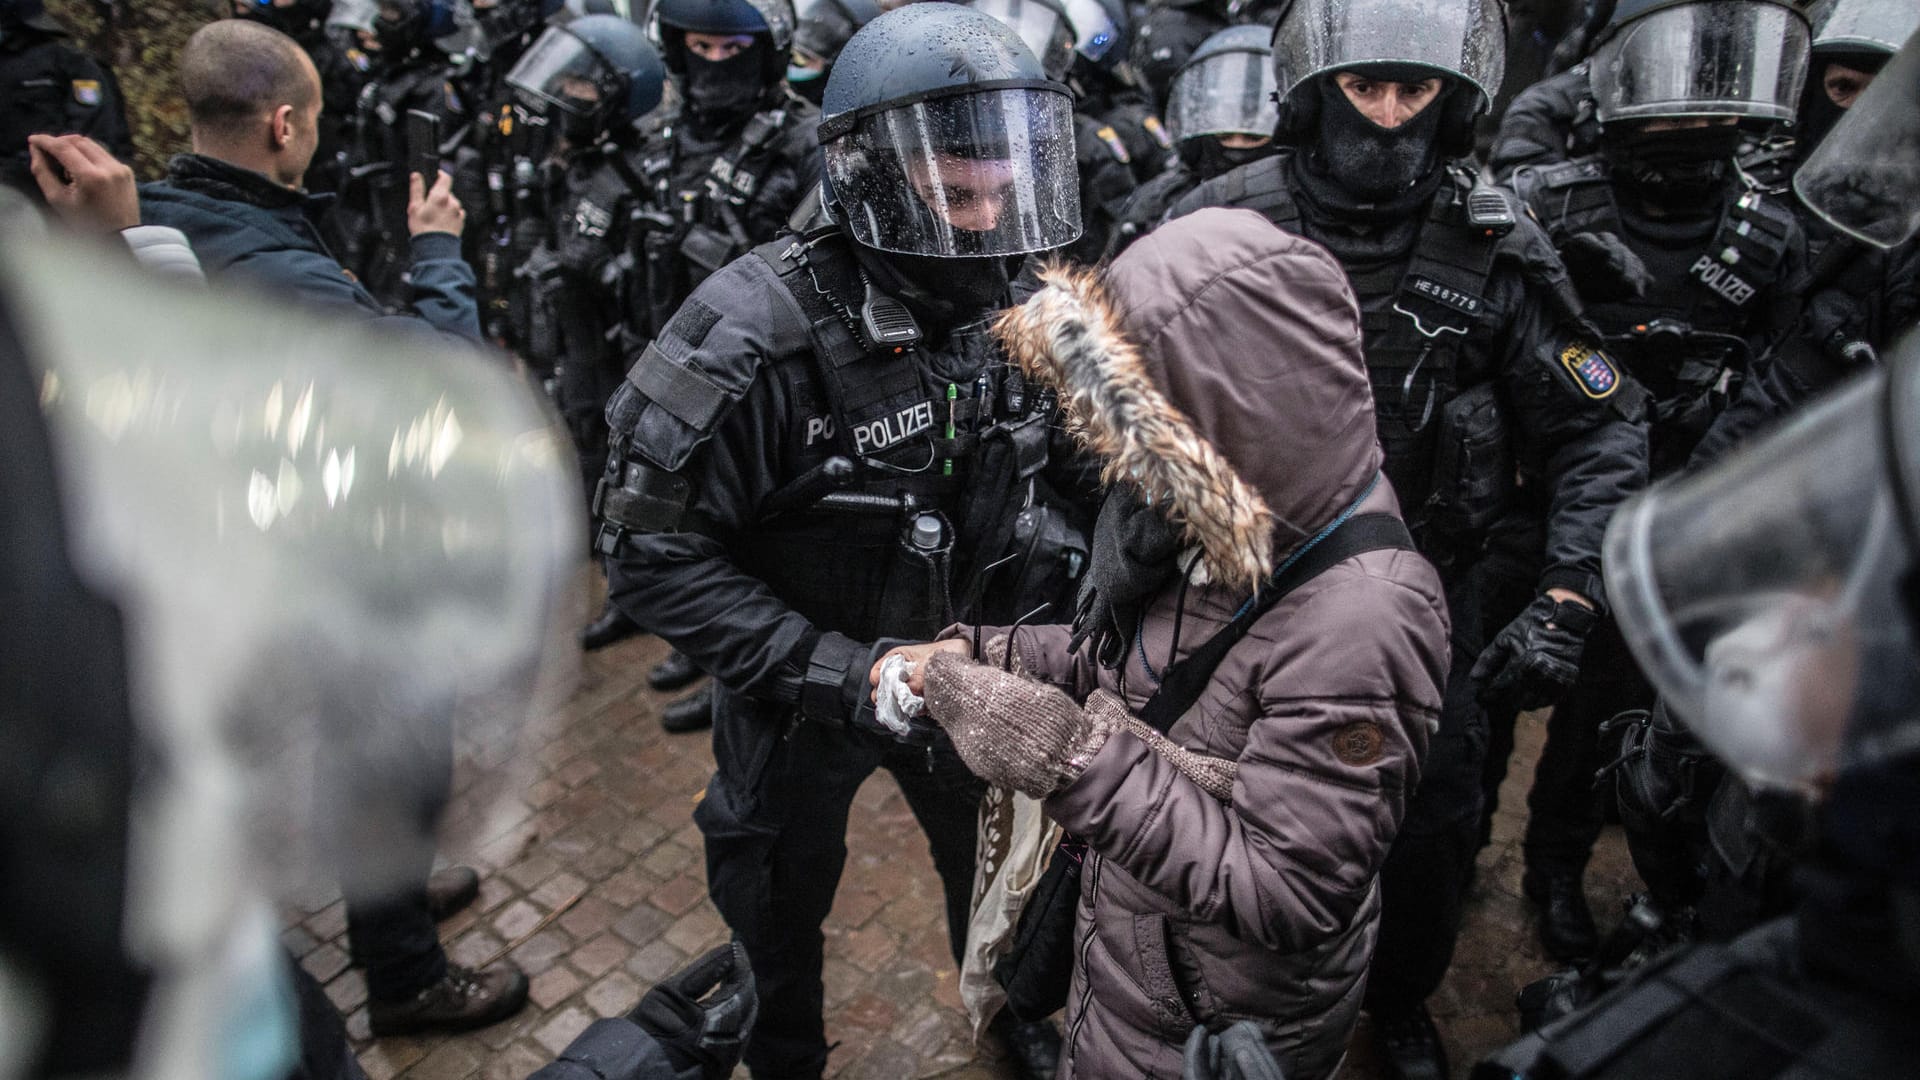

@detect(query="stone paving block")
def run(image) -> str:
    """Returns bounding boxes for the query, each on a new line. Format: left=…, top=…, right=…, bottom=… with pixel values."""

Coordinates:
left=839, top=991, right=900, bottom=1033
left=647, top=873, right=707, bottom=917
left=529, top=965, right=584, bottom=1011
left=491, top=899, right=543, bottom=942
left=662, top=907, right=727, bottom=954
left=507, top=928, right=572, bottom=976
left=570, top=843, right=630, bottom=883
left=406, top=1038, right=485, bottom=1080
left=475, top=1042, right=549, bottom=1080
left=842, top=1038, right=920, bottom=1080
left=557, top=894, right=620, bottom=941
left=532, top=1006, right=595, bottom=1057
left=282, top=924, right=320, bottom=959
left=596, top=867, right=652, bottom=908
left=446, top=928, right=507, bottom=971
left=502, top=852, right=561, bottom=891
left=837, top=923, right=899, bottom=975
left=638, top=839, right=696, bottom=880
left=611, top=902, right=672, bottom=947
left=300, top=941, right=351, bottom=984
left=830, top=886, right=885, bottom=930
left=570, top=932, right=632, bottom=978
left=356, top=1037, right=429, bottom=1080
left=306, top=899, right=348, bottom=941
left=583, top=971, right=642, bottom=1018
left=323, top=967, right=367, bottom=1013
left=625, top=938, right=688, bottom=985
left=531, top=871, right=590, bottom=912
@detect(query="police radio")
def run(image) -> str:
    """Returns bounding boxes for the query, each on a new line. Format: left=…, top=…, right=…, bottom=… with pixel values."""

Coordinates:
left=1467, top=185, right=1518, bottom=237
left=860, top=278, right=922, bottom=350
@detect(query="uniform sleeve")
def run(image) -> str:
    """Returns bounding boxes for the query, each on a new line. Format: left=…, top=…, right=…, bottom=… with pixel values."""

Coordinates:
left=1495, top=238, right=1651, bottom=604
left=603, top=268, right=827, bottom=704
left=404, top=230, right=483, bottom=341
left=1486, top=67, right=1587, bottom=182
left=1044, top=562, right=1447, bottom=951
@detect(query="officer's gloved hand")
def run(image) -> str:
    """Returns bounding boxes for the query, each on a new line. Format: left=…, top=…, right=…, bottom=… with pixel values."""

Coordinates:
left=1560, top=231, right=1653, bottom=303
left=1472, top=593, right=1599, bottom=711
left=629, top=940, right=758, bottom=1080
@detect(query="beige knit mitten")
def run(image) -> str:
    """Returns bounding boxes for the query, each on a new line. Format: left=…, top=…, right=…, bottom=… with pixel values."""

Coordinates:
left=921, top=652, right=1126, bottom=798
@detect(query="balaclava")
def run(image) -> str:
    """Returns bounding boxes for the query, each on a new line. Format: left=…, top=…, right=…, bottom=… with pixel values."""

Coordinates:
left=1179, top=135, right=1274, bottom=180
left=682, top=36, right=773, bottom=134
left=1308, top=70, right=1448, bottom=203
left=1601, top=120, right=1745, bottom=209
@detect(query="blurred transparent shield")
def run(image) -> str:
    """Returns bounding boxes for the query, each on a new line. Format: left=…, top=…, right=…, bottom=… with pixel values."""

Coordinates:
left=0, top=234, right=582, bottom=926
left=1794, top=30, right=1920, bottom=249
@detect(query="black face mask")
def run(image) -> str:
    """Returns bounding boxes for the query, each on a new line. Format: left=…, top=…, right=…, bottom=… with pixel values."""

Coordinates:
left=1602, top=123, right=1744, bottom=206
left=1309, top=77, right=1446, bottom=202
left=1180, top=136, right=1275, bottom=181
left=239, top=0, right=326, bottom=37
left=788, top=65, right=830, bottom=107
left=560, top=106, right=606, bottom=146
left=854, top=246, right=1011, bottom=330
left=476, top=4, right=534, bottom=49
left=681, top=39, right=771, bottom=132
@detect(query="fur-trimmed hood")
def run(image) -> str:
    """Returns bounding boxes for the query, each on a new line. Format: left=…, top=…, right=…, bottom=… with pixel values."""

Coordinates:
left=996, top=207, right=1383, bottom=591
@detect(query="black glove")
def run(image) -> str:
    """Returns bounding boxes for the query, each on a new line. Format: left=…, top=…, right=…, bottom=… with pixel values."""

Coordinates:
left=802, top=632, right=941, bottom=745
left=629, top=940, right=758, bottom=1080
left=1472, top=594, right=1599, bottom=711
left=1181, top=1021, right=1285, bottom=1080
left=1560, top=231, right=1654, bottom=303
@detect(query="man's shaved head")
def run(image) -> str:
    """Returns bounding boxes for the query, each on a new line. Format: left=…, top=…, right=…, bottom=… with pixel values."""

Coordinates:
left=180, top=19, right=321, bottom=144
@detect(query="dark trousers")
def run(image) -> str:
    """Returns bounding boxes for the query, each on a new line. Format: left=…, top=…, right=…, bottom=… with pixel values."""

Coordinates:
left=1520, top=618, right=1643, bottom=876
left=697, top=703, right=986, bottom=1079
left=1366, top=563, right=1493, bottom=1016
left=340, top=712, right=454, bottom=1003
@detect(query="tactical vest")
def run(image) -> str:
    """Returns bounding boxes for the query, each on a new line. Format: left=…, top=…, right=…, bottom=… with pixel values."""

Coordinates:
left=1215, top=160, right=1511, bottom=528
left=1520, top=159, right=1795, bottom=399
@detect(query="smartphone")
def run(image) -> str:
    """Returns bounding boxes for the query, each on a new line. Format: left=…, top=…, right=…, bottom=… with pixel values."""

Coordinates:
left=407, top=109, right=442, bottom=185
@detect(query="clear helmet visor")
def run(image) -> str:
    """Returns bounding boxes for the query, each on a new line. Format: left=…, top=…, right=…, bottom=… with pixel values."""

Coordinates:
left=507, top=26, right=616, bottom=116
left=328, top=0, right=380, bottom=32
left=1589, top=1, right=1811, bottom=123
left=1794, top=30, right=1920, bottom=249
left=1813, top=0, right=1920, bottom=54
left=0, top=222, right=580, bottom=914
left=823, top=85, right=1082, bottom=257
left=1166, top=47, right=1278, bottom=142
left=1270, top=0, right=1506, bottom=111
left=968, top=0, right=1075, bottom=79
left=1605, top=358, right=1920, bottom=795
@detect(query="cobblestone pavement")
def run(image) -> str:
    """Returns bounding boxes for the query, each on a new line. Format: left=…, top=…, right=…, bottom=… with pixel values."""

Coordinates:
left=287, top=606, right=1642, bottom=1080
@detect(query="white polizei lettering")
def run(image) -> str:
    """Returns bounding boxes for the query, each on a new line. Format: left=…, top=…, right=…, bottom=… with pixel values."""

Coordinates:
left=853, top=401, right=935, bottom=455
left=803, top=415, right=836, bottom=446
left=1690, top=255, right=1757, bottom=306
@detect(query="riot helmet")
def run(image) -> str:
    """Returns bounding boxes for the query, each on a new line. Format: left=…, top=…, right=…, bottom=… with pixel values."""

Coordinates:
left=1166, top=24, right=1278, bottom=175
left=0, top=0, right=64, bottom=36
left=1061, top=0, right=1126, bottom=71
left=653, top=0, right=796, bottom=127
left=818, top=2, right=1081, bottom=259
left=1270, top=0, right=1507, bottom=126
left=329, top=0, right=381, bottom=34
left=509, top=13, right=666, bottom=139
left=787, top=0, right=880, bottom=106
left=1587, top=0, right=1810, bottom=125
left=373, top=0, right=462, bottom=54
left=472, top=0, right=565, bottom=47
left=1796, top=0, right=1918, bottom=152
left=1605, top=332, right=1920, bottom=798
left=1795, top=29, right=1920, bottom=249
left=234, top=0, right=335, bottom=34
left=966, top=0, right=1078, bottom=81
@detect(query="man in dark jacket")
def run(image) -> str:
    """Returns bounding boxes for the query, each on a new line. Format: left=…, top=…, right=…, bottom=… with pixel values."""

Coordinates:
left=137, top=19, right=523, bottom=1039
left=140, top=18, right=479, bottom=341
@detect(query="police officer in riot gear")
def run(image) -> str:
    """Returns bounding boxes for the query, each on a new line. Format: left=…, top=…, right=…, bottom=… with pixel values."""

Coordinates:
left=966, top=0, right=1137, bottom=262
left=335, top=0, right=472, bottom=307
left=1060, top=0, right=1175, bottom=183
left=1, top=0, right=132, bottom=201
left=507, top=14, right=666, bottom=503
left=577, top=0, right=818, bottom=695
left=784, top=0, right=878, bottom=107
left=1129, top=0, right=1284, bottom=112
left=1476, top=91, right=1920, bottom=1064
left=1164, top=2, right=1651, bottom=1075
left=1506, top=0, right=1812, bottom=960
left=1106, top=24, right=1276, bottom=257
left=596, top=6, right=1090, bottom=1073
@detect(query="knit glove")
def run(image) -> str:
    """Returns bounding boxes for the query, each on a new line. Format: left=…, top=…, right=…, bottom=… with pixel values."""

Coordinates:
left=1472, top=594, right=1600, bottom=711
left=921, top=652, right=1128, bottom=799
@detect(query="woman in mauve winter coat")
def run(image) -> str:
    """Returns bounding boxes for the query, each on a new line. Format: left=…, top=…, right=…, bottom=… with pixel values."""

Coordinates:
left=886, top=208, right=1451, bottom=1079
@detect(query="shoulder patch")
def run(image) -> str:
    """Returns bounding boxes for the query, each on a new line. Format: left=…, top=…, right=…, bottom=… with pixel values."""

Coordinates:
left=1558, top=338, right=1620, bottom=399
left=1095, top=125, right=1131, bottom=165
left=1142, top=115, right=1173, bottom=151
left=443, top=82, right=463, bottom=114
left=71, top=79, right=101, bottom=107
left=347, top=48, right=371, bottom=72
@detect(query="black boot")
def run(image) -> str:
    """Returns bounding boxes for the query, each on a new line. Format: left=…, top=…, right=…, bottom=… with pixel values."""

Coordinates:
left=367, top=962, right=530, bottom=1037
left=425, top=866, right=480, bottom=921
left=581, top=603, right=641, bottom=652
left=990, top=1012, right=1061, bottom=1080
left=648, top=649, right=702, bottom=692
left=660, top=683, right=714, bottom=734
left=1374, top=1003, right=1449, bottom=1080
left=1524, top=866, right=1600, bottom=963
